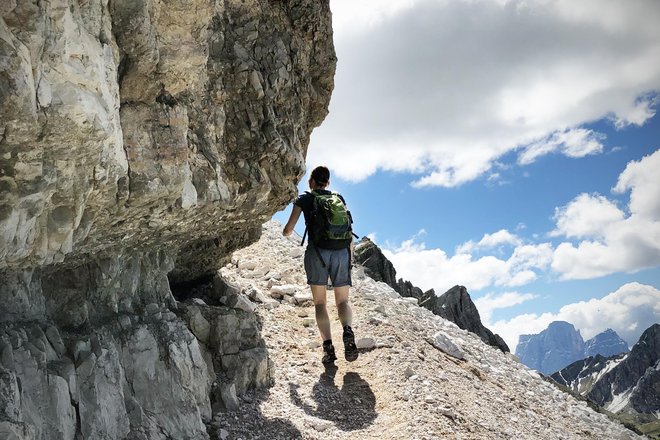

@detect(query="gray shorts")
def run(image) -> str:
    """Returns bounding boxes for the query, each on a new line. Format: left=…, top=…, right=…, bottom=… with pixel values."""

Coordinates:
left=304, top=246, right=352, bottom=287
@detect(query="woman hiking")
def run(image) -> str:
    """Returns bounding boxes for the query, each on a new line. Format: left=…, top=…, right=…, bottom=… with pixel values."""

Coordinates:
left=282, top=166, right=359, bottom=364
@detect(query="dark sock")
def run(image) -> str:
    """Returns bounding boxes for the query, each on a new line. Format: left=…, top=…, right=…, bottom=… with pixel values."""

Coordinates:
left=323, top=339, right=333, bottom=347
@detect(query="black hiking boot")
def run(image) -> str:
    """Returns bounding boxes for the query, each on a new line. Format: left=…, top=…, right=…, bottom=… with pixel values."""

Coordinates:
left=322, top=341, right=337, bottom=364
left=343, top=325, right=359, bottom=362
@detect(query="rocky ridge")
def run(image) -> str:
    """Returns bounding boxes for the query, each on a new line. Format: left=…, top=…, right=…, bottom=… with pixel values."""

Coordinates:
left=203, top=221, right=643, bottom=440
left=551, top=325, right=659, bottom=438
left=354, top=237, right=509, bottom=353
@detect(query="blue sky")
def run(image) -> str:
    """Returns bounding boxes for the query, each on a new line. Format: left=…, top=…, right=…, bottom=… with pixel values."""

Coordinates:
left=274, top=0, right=660, bottom=351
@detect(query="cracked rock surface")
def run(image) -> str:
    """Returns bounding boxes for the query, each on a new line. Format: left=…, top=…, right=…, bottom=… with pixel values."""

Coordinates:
left=0, top=0, right=334, bottom=279
left=0, top=1, right=334, bottom=438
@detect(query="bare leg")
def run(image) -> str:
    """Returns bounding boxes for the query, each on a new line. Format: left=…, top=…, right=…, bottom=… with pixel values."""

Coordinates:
left=334, top=286, right=352, bottom=327
left=335, top=285, right=358, bottom=361
left=310, top=285, right=331, bottom=341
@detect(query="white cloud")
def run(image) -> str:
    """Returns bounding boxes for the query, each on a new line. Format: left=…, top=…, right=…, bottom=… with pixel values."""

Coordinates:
left=551, top=150, right=660, bottom=279
left=488, top=282, right=660, bottom=350
left=310, top=0, right=660, bottom=186
left=382, top=232, right=553, bottom=292
left=474, top=291, right=538, bottom=322
left=330, top=0, right=419, bottom=34
left=613, top=149, right=660, bottom=219
left=551, top=193, right=625, bottom=239
left=518, top=128, right=604, bottom=165
left=456, top=229, right=521, bottom=254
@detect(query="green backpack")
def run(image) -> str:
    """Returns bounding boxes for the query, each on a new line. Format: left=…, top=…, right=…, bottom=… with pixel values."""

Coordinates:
left=303, top=190, right=356, bottom=250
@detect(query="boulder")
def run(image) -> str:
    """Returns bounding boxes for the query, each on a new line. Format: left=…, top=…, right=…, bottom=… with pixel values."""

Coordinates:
left=429, top=331, right=465, bottom=360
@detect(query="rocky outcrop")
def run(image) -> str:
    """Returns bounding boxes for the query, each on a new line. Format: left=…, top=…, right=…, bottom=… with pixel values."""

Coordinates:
left=353, top=237, right=398, bottom=287
left=353, top=238, right=509, bottom=353
left=516, top=321, right=586, bottom=375
left=1, top=0, right=335, bottom=280
left=587, top=324, right=660, bottom=414
left=0, top=1, right=335, bottom=438
left=424, top=285, right=510, bottom=353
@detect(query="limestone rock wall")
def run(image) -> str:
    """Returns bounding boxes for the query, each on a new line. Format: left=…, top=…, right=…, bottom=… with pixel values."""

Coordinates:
left=1, top=0, right=334, bottom=275
left=0, top=0, right=334, bottom=438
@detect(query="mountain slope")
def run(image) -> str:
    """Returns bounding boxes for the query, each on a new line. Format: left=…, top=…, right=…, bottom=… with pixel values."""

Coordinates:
left=551, top=354, right=627, bottom=395
left=550, top=325, right=660, bottom=438
left=205, top=221, right=642, bottom=439
left=354, top=238, right=509, bottom=353
left=588, top=324, right=660, bottom=414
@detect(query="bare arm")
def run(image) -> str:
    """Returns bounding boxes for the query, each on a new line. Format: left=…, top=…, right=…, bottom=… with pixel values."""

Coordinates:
left=283, top=205, right=303, bottom=236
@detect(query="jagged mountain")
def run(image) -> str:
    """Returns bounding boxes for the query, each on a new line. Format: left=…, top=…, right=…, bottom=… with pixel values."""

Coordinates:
left=516, top=321, right=586, bottom=374
left=585, top=329, right=629, bottom=358
left=419, top=285, right=510, bottom=353
left=588, top=324, right=660, bottom=414
left=551, top=353, right=627, bottom=395
left=550, top=324, right=660, bottom=437
left=354, top=237, right=509, bottom=352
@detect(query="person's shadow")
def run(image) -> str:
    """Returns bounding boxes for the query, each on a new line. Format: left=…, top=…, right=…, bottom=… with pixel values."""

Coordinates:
left=289, top=365, right=377, bottom=431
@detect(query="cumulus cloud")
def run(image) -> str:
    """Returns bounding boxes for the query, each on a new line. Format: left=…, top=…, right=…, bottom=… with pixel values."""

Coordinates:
left=382, top=231, right=553, bottom=292
left=613, top=148, right=660, bottom=219
left=551, top=150, right=660, bottom=279
left=518, top=128, right=604, bottom=165
left=551, top=193, right=625, bottom=239
left=487, top=282, right=660, bottom=350
left=473, top=291, right=538, bottom=322
left=456, top=229, right=522, bottom=254
left=308, top=0, right=660, bottom=186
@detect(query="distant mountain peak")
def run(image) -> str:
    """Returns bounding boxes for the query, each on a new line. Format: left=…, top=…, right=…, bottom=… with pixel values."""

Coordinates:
left=516, top=323, right=631, bottom=375
left=584, top=328, right=629, bottom=358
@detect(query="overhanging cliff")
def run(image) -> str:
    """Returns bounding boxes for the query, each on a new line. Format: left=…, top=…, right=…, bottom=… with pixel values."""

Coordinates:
left=0, top=1, right=335, bottom=438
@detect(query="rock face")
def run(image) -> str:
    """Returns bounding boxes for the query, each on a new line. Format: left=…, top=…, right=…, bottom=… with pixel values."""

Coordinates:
left=587, top=324, right=660, bottom=414
left=426, top=285, right=510, bottom=353
left=551, top=354, right=627, bottom=395
left=353, top=238, right=509, bottom=353
left=353, top=237, right=397, bottom=287
left=517, top=323, right=630, bottom=375
left=1, top=0, right=334, bottom=281
left=584, top=328, right=629, bottom=358
left=550, top=324, right=659, bottom=431
left=0, top=1, right=334, bottom=438
left=516, top=321, right=586, bottom=375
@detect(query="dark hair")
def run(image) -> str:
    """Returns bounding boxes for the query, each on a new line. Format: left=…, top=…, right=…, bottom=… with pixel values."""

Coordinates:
left=310, top=166, right=330, bottom=186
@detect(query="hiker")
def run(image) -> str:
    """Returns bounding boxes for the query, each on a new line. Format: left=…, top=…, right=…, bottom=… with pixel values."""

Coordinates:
left=282, top=166, right=359, bottom=364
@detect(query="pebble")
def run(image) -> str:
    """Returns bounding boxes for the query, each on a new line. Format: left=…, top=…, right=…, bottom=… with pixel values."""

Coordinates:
left=356, top=337, right=376, bottom=350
